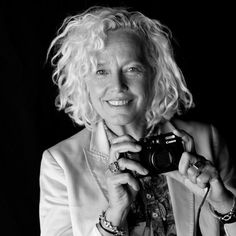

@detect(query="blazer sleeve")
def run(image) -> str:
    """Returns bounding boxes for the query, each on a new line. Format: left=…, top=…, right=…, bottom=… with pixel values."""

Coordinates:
left=211, top=125, right=236, bottom=236
left=39, top=150, right=73, bottom=235
left=211, top=125, right=236, bottom=193
left=39, top=150, right=102, bottom=236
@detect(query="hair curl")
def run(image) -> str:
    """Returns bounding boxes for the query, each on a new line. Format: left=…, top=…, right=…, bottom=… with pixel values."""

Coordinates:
left=48, top=6, right=194, bottom=130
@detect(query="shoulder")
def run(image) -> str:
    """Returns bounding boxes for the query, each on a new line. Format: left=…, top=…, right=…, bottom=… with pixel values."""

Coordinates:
left=172, top=118, right=226, bottom=159
left=173, top=119, right=213, bottom=136
left=50, top=127, right=91, bottom=152
left=42, top=127, right=91, bottom=167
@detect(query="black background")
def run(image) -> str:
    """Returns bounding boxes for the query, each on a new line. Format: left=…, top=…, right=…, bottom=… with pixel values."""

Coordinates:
left=1, top=1, right=235, bottom=235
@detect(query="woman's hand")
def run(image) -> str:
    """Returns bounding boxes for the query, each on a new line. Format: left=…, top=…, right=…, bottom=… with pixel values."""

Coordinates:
left=105, top=135, right=148, bottom=226
left=170, top=129, right=234, bottom=214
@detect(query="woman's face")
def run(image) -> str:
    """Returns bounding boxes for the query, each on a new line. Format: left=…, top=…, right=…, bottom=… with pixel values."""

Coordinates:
left=85, top=29, right=152, bottom=127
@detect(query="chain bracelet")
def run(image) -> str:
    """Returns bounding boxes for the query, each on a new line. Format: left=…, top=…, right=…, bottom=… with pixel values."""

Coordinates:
left=99, top=211, right=125, bottom=236
left=209, top=196, right=236, bottom=224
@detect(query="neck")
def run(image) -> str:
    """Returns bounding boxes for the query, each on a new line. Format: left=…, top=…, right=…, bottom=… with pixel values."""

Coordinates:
left=104, top=120, right=146, bottom=141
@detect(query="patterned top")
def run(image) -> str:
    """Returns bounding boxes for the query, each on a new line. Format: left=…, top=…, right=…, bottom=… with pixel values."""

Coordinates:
left=103, top=122, right=177, bottom=236
left=128, top=175, right=176, bottom=236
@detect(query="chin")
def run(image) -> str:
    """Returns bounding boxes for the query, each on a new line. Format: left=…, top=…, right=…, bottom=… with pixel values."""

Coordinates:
left=105, top=115, right=141, bottom=127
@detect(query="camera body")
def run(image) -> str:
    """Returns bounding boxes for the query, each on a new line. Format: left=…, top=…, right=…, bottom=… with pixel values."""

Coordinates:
left=138, top=132, right=184, bottom=176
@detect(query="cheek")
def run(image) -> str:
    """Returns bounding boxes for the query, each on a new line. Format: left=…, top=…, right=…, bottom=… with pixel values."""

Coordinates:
left=90, top=92, right=100, bottom=107
left=142, top=74, right=153, bottom=103
left=85, top=78, right=94, bottom=93
left=134, top=80, right=149, bottom=100
left=86, top=81, right=104, bottom=105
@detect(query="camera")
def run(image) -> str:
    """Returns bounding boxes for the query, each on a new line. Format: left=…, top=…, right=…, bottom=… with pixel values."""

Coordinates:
left=138, top=132, right=184, bottom=176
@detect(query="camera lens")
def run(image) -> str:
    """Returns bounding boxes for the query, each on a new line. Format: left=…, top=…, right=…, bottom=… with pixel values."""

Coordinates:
left=150, top=150, right=173, bottom=170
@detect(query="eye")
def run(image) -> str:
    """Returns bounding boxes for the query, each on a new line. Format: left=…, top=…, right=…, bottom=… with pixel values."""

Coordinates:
left=96, top=69, right=108, bottom=75
left=127, top=67, right=139, bottom=72
left=126, top=66, right=144, bottom=74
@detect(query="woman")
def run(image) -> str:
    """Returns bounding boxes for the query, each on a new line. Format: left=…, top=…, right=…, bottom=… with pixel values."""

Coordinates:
left=39, top=6, right=236, bottom=236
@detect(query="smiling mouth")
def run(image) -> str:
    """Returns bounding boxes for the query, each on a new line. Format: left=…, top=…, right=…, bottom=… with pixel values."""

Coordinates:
left=107, top=100, right=130, bottom=106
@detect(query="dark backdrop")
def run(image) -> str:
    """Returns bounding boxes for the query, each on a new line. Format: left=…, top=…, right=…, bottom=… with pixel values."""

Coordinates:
left=1, top=1, right=235, bottom=235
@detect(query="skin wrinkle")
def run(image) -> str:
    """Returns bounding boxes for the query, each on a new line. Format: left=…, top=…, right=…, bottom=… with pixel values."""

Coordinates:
left=41, top=7, right=236, bottom=236
left=49, top=8, right=194, bottom=130
left=85, top=29, right=152, bottom=140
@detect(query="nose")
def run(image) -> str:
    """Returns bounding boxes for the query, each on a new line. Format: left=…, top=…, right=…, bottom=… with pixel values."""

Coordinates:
left=109, top=71, right=128, bottom=92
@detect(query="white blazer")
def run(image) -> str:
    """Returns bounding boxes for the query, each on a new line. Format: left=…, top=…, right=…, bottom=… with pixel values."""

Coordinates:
left=39, top=119, right=236, bottom=235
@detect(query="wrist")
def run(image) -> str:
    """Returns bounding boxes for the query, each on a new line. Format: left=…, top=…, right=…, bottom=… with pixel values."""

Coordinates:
left=96, top=223, right=113, bottom=236
left=209, top=195, right=236, bottom=224
left=99, top=211, right=126, bottom=236
left=105, top=206, right=129, bottom=228
left=209, top=192, right=234, bottom=214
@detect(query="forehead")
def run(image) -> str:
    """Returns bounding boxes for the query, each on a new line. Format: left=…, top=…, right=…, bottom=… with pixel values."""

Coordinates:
left=94, top=29, right=146, bottom=64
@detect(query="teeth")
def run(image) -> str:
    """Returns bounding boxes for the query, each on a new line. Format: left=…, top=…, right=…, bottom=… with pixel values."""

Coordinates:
left=108, top=100, right=129, bottom=106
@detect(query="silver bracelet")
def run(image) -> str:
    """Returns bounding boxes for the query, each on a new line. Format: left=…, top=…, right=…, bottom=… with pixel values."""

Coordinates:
left=99, top=211, right=125, bottom=236
left=209, top=196, right=236, bottom=224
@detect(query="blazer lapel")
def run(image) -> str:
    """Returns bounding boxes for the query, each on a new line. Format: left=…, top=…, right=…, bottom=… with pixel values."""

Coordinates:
left=167, top=176, right=195, bottom=236
left=84, top=149, right=110, bottom=202
left=84, top=121, right=111, bottom=203
left=160, top=121, right=195, bottom=235
left=84, top=120, right=198, bottom=236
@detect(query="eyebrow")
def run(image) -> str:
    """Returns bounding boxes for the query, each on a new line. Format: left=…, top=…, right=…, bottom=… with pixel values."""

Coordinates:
left=96, top=61, right=145, bottom=67
left=96, top=63, right=107, bottom=68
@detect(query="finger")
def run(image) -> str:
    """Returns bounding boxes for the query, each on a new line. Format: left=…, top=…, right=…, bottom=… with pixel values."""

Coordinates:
left=187, top=166, right=201, bottom=184
left=118, top=158, right=148, bottom=175
left=109, top=141, right=141, bottom=163
left=172, top=129, right=195, bottom=152
left=120, top=152, right=140, bottom=162
left=108, top=161, right=121, bottom=175
left=202, top=164, right=219, bottom=185
left=196, top=172, right=211, bottom=189
left=111, top=135, right=137, bottom=144
left=109, top=134, right=139, bottom=162
left=178, top=152, right=198, bottom=175
left=183, top=156, right=218, bottom=188
left=192, top=159, right=206, bottom=172
left=187, top=157, right=207, bottom=184
left=107, top=172, right=140, bottom=191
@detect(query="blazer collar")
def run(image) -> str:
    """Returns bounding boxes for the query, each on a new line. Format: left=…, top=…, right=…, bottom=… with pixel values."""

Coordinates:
left=85, top=120, right=196, bottom=235
left=89, top=119, right=177, bottom=153
left=167, top=176, right=195, bottom=236
left=89, top=120, right=110, bottom=156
